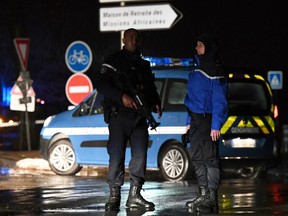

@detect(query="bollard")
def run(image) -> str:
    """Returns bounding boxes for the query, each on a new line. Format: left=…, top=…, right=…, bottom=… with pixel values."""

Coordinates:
left=282, top=124, right=288, bottom=153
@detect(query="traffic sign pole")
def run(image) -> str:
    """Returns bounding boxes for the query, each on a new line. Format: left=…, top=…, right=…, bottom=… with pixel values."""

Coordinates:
left=17, top=71, right=33, bottom=151
left=13, top=38, right=33, bottom=151
left=22, top=72, right=32, bottom=151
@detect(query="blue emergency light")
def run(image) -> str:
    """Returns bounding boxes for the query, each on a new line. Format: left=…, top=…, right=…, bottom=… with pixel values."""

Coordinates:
left=143, top=56, right=197, bottom=67
left=1, top=81, right=12, bottom=107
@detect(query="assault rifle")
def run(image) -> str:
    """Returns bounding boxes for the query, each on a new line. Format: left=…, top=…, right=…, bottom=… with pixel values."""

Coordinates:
left=133, top=93, right=160, bottom=131
left=118, top=67, right=160, bottom=130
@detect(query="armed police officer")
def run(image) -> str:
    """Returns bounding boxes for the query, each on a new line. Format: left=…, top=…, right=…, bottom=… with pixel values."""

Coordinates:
left=95, top=28, right=162, bottom=212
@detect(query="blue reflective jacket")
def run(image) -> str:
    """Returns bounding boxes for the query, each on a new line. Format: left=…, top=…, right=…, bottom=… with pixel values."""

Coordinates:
left=184, top=68, right=228, bottom=130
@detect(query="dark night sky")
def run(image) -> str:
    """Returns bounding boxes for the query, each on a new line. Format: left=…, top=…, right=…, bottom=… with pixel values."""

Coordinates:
left=0, top=0, right=287, bottom=121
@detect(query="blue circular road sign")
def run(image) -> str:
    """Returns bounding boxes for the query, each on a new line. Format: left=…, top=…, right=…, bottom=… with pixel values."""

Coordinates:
left=65, top=41, right=92, bottom=73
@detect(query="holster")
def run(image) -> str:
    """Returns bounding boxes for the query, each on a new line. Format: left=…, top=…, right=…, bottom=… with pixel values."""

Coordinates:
left=103, top=107, right=111, bottom=124
left=102, top=100, right=117, bottom=124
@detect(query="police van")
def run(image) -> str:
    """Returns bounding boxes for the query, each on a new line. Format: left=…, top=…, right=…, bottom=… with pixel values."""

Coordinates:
left=39, top=57, right=280, bottom=181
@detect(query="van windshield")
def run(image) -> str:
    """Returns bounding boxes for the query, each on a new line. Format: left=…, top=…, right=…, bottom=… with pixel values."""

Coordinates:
left=228, top=80, right=271, bottom=116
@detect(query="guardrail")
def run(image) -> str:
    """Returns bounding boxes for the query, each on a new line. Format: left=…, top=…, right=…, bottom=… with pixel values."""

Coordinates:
left=0, top=122, right=20, bottom=128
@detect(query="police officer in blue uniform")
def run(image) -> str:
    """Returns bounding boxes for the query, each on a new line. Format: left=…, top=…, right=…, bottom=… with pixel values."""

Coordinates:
left=95, top=28, right=162, bottom=211
left=184, top=34, right=228, bottom=214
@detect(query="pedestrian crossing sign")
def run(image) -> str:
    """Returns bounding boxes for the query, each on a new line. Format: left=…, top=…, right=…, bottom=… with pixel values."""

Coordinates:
left=267, top=71, right=283, bottom=90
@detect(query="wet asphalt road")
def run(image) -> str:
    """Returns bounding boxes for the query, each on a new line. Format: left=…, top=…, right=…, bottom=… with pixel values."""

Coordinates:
left=0, top=172, right=288, bottom=216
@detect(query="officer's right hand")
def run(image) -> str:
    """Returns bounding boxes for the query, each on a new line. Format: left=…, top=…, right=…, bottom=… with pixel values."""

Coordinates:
left=122, top=93, right=138, bottom=109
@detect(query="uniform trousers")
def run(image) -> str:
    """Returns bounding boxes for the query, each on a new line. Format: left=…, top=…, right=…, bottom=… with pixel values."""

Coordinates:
left=188, top=112, right=221, bottom=190
left=107, top=113, right=149, bottom=188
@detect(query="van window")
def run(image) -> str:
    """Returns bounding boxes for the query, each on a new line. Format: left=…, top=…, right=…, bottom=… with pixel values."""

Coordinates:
left=75, top=91, right=104, bottom=117
left=228, top=80, right=270, bottom=116
left=155, top=80, right=163, bottom=97
left=168, top=82, right=187, bottom=105
left=158, top=78, right=187, bottom=111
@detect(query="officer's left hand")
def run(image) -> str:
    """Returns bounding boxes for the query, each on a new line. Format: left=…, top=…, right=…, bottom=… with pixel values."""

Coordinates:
left=154, top=104, right=162, bottom=119
left=122, top=93, right=138, bottom=109
left=210, top=129, right=220, bottom=141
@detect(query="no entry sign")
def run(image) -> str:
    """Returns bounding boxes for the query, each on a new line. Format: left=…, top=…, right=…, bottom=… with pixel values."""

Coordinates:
left=65, top=73, right=93, bottom=105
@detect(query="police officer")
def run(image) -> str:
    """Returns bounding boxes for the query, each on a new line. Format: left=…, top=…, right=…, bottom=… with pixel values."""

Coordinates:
left=184, top=34, right=228, bottom=214
left=95, top=28, right=162, bottom=211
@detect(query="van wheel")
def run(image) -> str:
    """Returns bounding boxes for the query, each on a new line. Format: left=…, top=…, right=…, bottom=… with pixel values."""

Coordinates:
left=48, top=139, right=82, bottom=175
left=159, top=143, right=190, bottom=181
left=237, top=166, right=264, bottom=179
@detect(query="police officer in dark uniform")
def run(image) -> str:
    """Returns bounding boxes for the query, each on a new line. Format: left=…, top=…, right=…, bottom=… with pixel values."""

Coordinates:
left=94, top=28, right=162, bottom=211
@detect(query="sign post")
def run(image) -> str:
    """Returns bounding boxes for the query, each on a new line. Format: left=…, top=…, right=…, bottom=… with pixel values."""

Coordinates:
left=10, top=72, right=35, bottom=151
left=18, top=71, right=33, bottom=151
left=13, top=38, right=33, bottom=151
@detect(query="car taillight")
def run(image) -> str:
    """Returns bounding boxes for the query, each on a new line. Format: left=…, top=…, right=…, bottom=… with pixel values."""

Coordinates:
left=274, top=105, right=279, bottom=119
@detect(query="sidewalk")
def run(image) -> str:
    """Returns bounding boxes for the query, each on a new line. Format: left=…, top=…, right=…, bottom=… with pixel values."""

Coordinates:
left=0, top=150, right=52, bottom=175
left=0, top=150, right=109, bottom=177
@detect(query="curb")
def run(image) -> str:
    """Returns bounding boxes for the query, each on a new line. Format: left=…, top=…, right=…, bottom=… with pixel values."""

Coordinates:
left=266, top=161, right=288, bottom=178
left=0, top=151, right=287, bottom=178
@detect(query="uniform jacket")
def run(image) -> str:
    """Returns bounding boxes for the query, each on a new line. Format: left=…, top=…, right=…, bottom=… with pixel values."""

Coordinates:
left=184, top=34, right=228, bottom=130
left=95, top=48, right=161, bottom=115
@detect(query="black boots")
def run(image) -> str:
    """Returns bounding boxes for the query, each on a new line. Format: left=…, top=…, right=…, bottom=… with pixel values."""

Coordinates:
left=186, top=186, right=218, bottom=214
left=105, top=186, right=121, bottom=211
left=105, top=186, right=154, bottom=211
left=197, top=188, right=219, bottom=213
left=186, top=186, right=208, bottom=209
left=126, top=186, right=155, bottom=210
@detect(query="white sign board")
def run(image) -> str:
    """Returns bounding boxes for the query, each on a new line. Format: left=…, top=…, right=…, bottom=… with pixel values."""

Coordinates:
left=100, top=0, right=160, bottom=2
left=99, top=4, right=182, bottom=31
left=10, top=95, right=35, bottom=112
left=10, top=75, right=36, bottom=112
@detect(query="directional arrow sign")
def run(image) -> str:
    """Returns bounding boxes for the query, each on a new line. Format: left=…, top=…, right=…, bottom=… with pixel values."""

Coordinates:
left=99, top=4, right=183, bottom=31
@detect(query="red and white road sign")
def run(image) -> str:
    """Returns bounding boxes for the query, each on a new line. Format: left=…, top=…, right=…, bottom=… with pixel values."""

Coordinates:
left=10, top=75, right=35, bottom=96
left=10, top=75, right=35, bottom=112
left=14, top=38, right=30, bottom=71
left=65, top=73, right=93, bottom=105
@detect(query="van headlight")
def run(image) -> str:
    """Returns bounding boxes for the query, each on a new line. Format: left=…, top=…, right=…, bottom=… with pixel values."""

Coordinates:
left=43, top=115, right=55, bottom=127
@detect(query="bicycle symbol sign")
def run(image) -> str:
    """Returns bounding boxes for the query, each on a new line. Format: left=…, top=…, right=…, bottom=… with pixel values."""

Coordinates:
left=65, top=41, right=92, bottom=73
